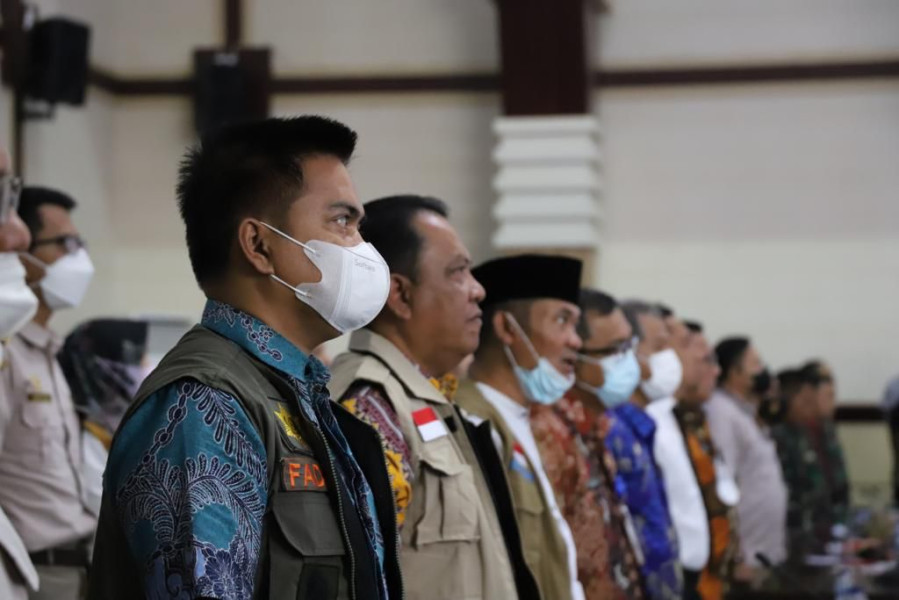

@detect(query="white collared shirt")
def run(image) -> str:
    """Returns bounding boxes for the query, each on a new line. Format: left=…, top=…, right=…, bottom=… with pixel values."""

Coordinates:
left=705, top=389, right=787, bottom=566
left=476, top=383, right=586, bottom=600
left=646, top=396, right=711, bottom=571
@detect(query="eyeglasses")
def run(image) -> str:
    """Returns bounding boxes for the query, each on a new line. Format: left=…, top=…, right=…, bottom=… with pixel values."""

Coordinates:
left=0, top=175, right=22, bottom=225
left=31, top=234, right=86, bottom=254
left=579, top=335, right=639, bottom=362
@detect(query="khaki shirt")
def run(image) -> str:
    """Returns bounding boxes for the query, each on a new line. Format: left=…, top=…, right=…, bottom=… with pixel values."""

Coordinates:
left=0, top=322, right=95, bottom=552
left=0, top=342, right=39, bottom=597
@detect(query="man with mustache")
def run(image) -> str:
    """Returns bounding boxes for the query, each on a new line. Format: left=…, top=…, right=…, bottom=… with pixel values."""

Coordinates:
left=330, top=196, right=537, bottom=599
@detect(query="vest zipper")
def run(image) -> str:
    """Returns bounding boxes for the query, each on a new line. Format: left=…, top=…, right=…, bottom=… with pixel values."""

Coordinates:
left=379, top=450, right=404, bottom=600
left=320, top=431, right=357, bottom=599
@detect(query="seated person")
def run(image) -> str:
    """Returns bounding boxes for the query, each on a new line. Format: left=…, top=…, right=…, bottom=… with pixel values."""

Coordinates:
left=58, top=318, right=150, bottom=516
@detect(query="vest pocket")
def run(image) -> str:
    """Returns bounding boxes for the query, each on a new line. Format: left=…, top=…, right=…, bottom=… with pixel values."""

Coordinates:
left=511, top=476, right=546, bottom=568
left=414, top=456, right=481, bottom=546
left=269, top=492, right=348, bottom=600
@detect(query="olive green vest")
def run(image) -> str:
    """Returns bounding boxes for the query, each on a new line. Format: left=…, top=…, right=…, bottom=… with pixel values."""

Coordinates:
left=455, top=379, right=574, bottom=600
left=88, top=326, right=402, bottom=600
left=328, top=329, right=519, bottom=600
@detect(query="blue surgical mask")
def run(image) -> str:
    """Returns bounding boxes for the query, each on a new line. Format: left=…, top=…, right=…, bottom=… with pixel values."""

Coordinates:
left=579, top=349, right=642, bottom=409
left=503, top=314, right=575, bottom=405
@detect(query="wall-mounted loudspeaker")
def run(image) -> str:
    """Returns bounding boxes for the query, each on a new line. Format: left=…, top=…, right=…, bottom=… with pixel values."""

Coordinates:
left=26, top=18, right=91, bottom=105
left=194, top=48, right=271, bottom=135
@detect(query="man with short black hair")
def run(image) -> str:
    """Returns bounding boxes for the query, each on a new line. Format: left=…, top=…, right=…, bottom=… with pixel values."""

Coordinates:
left=645, top=310, right=718, bottom=599
left=616, top=300, right=683, bottom=600
left=706, top=337, right=787, bottom=574
left=329, top=195, right=537, bottom=599
left=2, top=186, right=95, bottom=600
left=675, top=326, right=740, bottom=600
left=0, top=146, right=41, bottom=600
left=90, top=116, right=402, bottom=600
left=531, top=288, right=647, bottom=599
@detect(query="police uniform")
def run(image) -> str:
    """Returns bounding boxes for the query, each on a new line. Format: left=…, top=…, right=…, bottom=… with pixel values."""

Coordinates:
left=0, top=322, right=95, bottom=600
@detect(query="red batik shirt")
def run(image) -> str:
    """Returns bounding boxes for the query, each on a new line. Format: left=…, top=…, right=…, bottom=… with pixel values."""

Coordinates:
left=530, top=394, right=645, bottom=600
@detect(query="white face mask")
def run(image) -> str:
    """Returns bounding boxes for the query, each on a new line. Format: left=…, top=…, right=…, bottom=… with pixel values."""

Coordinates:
left=22, top=247, right=94, bottom=311
left=261, top=222, right=390, bottom=334
left=641, top=348, right=684, bottom=401
left=503, top=313, right=575, bottom=405
left=0, top=253, right=38, bottom=339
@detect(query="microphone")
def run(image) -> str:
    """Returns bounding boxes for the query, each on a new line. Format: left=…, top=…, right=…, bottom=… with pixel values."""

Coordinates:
left=755, top=553, right=830, bottom=600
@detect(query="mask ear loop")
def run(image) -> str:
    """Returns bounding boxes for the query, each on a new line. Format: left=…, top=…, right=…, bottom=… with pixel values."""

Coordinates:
left=257, top=221, right=321, bottom=257
left=17, top=252, right=48, bottom=289
left=503, top=312, right=542, bottom=367
left=18, top=252, right=47, bottom=269
left=574, top=352, right=608, bottom=397
left=258, top=220, right=318, bottom=299
left=270, top=274, right=311, bottom=299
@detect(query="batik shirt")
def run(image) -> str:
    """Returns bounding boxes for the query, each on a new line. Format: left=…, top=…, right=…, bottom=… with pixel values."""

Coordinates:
left=530, top=395, right=645, bottom=600
left=106, top=300, right=387, bottom=599
left=673, top=405, right=738, bottom=600
left=607, top=402, right=683, bottom=600
left=773, top=420, right=848, bottom=556
left=340, top=374, right=458, bottom=531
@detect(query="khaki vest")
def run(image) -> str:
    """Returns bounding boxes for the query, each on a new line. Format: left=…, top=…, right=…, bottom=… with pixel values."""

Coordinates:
left=455, top=379, right=574, bottom=600
left=329, top=330, right=519, bottom=600
left=88, top=326, right=402, bottom=600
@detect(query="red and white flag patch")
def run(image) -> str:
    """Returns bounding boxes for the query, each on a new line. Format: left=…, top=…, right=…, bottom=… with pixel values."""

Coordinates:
left=510, top=443, right=534, bottom=481
left=412, top=406, right=449, bottom=442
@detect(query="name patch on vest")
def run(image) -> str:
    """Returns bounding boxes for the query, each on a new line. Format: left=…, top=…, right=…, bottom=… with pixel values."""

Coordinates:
left=282, top=457, right=328, bottom=492
left=412, top=406, right=449, bottom=442
left=26, top=376, right=52, bottom=402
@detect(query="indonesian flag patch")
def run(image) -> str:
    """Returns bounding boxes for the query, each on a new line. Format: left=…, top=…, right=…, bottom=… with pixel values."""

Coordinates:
left=510, top=443, right=535, bottom=481
left=412, top=406, right=449, bottom=442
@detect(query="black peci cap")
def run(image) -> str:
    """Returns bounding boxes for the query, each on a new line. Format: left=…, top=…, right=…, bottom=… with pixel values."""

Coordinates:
left=473, top=254, right=582, bottom=308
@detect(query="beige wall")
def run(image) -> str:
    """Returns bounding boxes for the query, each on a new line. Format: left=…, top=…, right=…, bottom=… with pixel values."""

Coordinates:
left=2, top=0, right=895, bottom=504
left=3, top=2, right=896, bottom=406
left=838, top=423, right=893, bottom=507
left=598, top=0, right=899, bottom=67
left=596, top=80, right=899, bottom=401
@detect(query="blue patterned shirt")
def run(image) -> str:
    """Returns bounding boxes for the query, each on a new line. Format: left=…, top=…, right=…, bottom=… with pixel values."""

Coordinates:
left=607, top=403, right=683, bottom=600
left=106, top=300, right=387, bottom=599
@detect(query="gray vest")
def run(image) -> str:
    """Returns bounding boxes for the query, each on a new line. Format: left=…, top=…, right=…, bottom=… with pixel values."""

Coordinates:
left=88, top=326, right=402, bottom=600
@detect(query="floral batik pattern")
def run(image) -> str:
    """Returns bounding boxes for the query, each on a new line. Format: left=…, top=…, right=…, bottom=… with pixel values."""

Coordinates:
left=606, top=402, right=683, bottom=600
left=530, top=395, right=645, bottom=600
left=107, top=380, right=267, bottom=600
left=673, top=405, right=739, bottom=600
left=203, top=299, right=388, bottom=598
left=341, top=383, right=414, bottom=529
